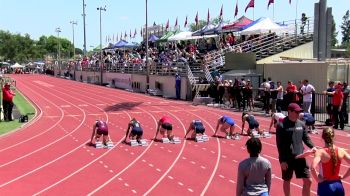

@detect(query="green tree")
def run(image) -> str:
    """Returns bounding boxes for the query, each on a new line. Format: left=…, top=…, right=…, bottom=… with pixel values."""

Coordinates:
left=331, top=17, right=338, bottom=47
left=189, top=16, right=230, bottom=32
left=341, top=10, right=350, bottom=46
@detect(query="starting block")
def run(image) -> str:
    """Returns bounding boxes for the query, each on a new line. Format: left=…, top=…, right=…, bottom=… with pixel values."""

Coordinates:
left=251, top=131, right=261, bottom=138
left=262, top=131, right=271, bottom=138
left=161, top=138, right=170, bottom=143
left=139, top=139, right=148, bottom=146
left=130, top=140, right=139, bottom=146
left=130, top=139, right=148, bottom=146
left=95, top=141, right=103, bottom=149
left=195, top=134, right=209, bottom=142
left=106, top=141, right=114, bottom=149
left=233, top=133, right=241, bottom=140
left=170, top=137, right=181, bottom=144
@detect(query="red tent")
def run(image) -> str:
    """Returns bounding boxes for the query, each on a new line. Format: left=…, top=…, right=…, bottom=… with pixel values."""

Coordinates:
left=222, top=16, right=252, bottom=32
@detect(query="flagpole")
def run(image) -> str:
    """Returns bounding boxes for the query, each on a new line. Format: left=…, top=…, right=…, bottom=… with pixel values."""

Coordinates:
left=273, top=3, right=275, bottom=21
left=253, top=7, right=255, bottom=21
left=295, top=0, right=298, bottom=20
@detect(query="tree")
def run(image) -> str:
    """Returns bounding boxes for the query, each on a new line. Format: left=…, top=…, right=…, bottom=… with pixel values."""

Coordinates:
left=331, top=17, right=338, bottom=47
left=189, top=16, right=230, bottom=32
left=340, top=10, right=350, bottom=46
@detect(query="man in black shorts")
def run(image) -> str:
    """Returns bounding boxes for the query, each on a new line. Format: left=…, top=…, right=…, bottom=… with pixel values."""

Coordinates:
left=276, top=103, right=317, bottom=196
left=90, top=120, right=111, bottom=146
left=125, top=118, right=143, bottom=143
left=184, top=120, right=205, bottom=139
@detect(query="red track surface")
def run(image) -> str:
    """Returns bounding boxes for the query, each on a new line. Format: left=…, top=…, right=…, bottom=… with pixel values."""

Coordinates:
left=1, top=74, right=350, bottom=195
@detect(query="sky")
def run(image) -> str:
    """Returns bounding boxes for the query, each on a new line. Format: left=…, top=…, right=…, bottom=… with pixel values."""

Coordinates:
left=0, top=0, right=348, bottom=51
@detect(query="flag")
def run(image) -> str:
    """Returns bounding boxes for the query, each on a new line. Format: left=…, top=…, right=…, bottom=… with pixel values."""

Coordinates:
left=130, top=29, right=132, bottom=38
left=166, top=19, right=169, bottom=30
left=235, top=1, right=239, bottom=17
left=245, top=0, right=254, bottom=12
left=120, top=32, right=122, bottom=40
left=195, top=11, right=199, bottom=26
left=105, top=35, right=107, bottom=43
left=268, top=0, right=274, bottom=9
left=219, top=5, right=223, bottom=21
left=289, top=0, right=291, bottom=4
left=140, top=27, right=143, bottom=37
left=207, top=8, right=210, bottom=24
left=116, top=34, right=118, bottom=42
left=113, top=34, right=115, bottom=42
left=134, top=28, right=137, bottom=38
left=174, top=17, right=178, bottom=27
left=184, top=16, right=188, bottom=27
left=124, top=31, right=127, bottom=38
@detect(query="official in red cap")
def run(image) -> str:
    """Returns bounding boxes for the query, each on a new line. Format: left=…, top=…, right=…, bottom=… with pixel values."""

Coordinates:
left=276, top=102, right=316, bottom=196
left=2, top=82, right=16, bottom=121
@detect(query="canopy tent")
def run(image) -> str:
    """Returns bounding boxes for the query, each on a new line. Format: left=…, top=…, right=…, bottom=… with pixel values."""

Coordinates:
left=168, top=31, right=218, bottom=41
left=114, top=40, right=128, bottom=48
left=222, top=16, right=253, bottom=32
left=203, top=22, right=229, bottom=35
left=34, top=61, right=45, bottom=65
left=192, top=24, right=216, bottom=36
left=11, top=63, right=25, bottom=68
left=148, top=34, right=159, bottom=42
left=158, top=29, right=180, bottom=42
left=124, top=42, right=139, bottom=48
left=240, top=17, right=288, bottom=35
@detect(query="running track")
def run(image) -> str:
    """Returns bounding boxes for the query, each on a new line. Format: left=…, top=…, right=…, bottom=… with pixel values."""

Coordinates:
left=1, top=74, right=350, bottom=195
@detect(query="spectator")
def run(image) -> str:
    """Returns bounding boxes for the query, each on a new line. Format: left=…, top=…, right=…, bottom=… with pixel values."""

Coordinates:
left=276, top=81, right=284, bottom=111
left=2, top=82, right=16, bottom=121
left=236, top=138, right=271, bottom=196
left=300, top=79, right=315, bottom=113
left=341, top=82, right=350, bottom=123
left=324, top=81, right=335, bottom=123
left=175, top=73, right=181, bottom=99
left=276, top=103, right=316, bottom=196
left=285, top=81, right=298, bottom=106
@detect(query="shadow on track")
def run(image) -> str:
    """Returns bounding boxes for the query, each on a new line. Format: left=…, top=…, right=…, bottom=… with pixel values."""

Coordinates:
left=104, top=102, right=143, bottom=112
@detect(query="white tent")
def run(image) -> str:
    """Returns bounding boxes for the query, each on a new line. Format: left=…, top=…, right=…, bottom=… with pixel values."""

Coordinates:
left=240, top=17, right=288, bottom=35
left=168, top=31, right=218, bottom=41
left=168, top=32, right=193, bottom=41
left=11, top=63, right=25, bottom=68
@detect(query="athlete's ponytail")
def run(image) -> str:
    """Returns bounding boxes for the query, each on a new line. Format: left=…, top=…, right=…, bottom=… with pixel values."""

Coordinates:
left=322, top=127, right=337, bottom=174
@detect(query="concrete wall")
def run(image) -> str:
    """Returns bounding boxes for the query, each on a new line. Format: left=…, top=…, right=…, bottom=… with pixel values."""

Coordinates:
left=74, top=71, right=189, bottom=100
left=256, top=61, right=329, bottom=92
left=149, top=75, right=188, bottom=100
left=257, top=42, right=314, bottom=64
left=224, top=52, right=256, bottom=70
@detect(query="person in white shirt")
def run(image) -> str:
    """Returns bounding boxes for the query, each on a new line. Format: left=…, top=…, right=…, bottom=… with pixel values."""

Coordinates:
left=300, top=79, right=315, bottom=113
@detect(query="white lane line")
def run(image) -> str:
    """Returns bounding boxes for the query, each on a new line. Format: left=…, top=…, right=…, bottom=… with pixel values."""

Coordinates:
left=124, top=183, right=129, bottom=187
left=142, top=159, right=146, bottom=163
left=190, top=161, right=196, bottom=165
left=229, top=180, right=235, bottom=184
left=210, top=150, right=215, bottom=154
left=168, top=176, right=174, bottom=180
left=188, top=188, right=194, bottom=192
left=130, top=152, right=134, bottom=155
left=167, top=150, right=172, bottom=153
left=104, top=165, right=108, bottom=168
left=131, top=190, right=137, bottom=194
left=118, top=178, right=123, bottom=181
left=222, top=155, right=227, bottom=158
left=90, top=153, right=94, bottom=156
left=99, top=161, right=103, bottom=164
left=178, top=182, right=184, bottom=186
left=148, top=164, right=154, bottom=167
left=109, top=170, right=113, bottom=173
left=232, top=160, right=238, bottom=163
left=219, top=175, right=225, bottom=179
left=182, top=157, right=187, bottom=160
left=156, top=168, right=161, bottom=172
left=201, top=166, right=206, bottom=169
left=202, top=147, right=207, bottom=150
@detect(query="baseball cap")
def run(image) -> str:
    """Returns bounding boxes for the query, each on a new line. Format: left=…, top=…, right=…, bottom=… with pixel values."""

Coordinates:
left=288, top=103, right=303, bottom=112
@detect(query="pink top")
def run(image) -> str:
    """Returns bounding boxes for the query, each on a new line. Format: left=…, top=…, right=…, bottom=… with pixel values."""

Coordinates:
left=160, top=116, right=171, bottom=124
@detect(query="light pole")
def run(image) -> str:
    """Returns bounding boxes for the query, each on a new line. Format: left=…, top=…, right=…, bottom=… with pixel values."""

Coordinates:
left=70, top=21, right=77, bottom=80
left=82, top=0, right=87, bottom=56
left=145, top=0, right=149, bottom=91
left=97, top=6, right=106, bottom=85
left=55, top=27, right=61, bottom=76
